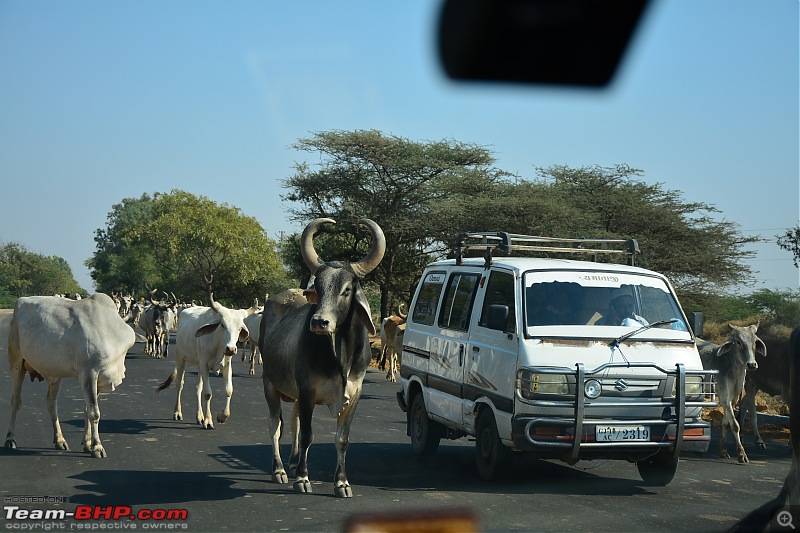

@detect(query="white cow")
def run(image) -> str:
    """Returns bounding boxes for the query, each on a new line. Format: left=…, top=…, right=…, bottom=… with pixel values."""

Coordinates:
left=242, top=299, right=265, bottom=376
left=156, top=293, right=258, bottom=429
left=5, top=293, right=135, bottom=458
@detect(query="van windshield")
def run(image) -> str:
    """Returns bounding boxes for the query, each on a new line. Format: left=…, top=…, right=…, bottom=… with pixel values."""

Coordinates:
left=523, top=271, right=691, bottom=339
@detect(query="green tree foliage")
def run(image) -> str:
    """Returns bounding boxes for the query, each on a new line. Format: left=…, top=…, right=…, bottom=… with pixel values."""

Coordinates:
left=86, top=190, right=290, bottom=306
left=532, top=165, right=758, bottom=294
left=85, top=193, right=159, bottom=293
left=0, top=242, right=84, bottom=307
left=283, top=129, right=510, bottom=317
left=777, top=224, right=800, bottom=268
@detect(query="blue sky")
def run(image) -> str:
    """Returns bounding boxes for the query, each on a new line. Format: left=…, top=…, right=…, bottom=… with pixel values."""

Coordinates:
left=0, top=0, right=797, bottom=293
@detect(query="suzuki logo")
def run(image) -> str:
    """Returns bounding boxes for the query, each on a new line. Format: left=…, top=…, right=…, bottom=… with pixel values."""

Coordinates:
left=615, top=379, right=629, bottom=392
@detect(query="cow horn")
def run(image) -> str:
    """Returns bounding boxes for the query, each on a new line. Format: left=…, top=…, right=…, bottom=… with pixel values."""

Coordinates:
left=148, top=288, right=160, bottom=306
left=208, top=289, right=223, bottom=314
left=170, top=292, right=178, bottom=308
left=351, top=218, right=386, bottom=278
left=398, top=303, right=408, bottom=319
left=300, top=218, right=336, bottom=273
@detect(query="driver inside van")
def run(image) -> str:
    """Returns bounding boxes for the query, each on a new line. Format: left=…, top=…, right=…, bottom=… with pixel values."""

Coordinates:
left=598, top=294, right=649, bottom=326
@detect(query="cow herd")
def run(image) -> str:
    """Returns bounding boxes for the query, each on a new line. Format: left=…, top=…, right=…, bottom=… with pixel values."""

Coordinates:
left=4, top=218, right=800, bottom=502
left=3, top=218, right=388, bottom=498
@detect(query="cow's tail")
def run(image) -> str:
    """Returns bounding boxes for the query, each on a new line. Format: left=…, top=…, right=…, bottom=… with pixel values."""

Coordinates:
left=156, top=369, right=178, bottom=393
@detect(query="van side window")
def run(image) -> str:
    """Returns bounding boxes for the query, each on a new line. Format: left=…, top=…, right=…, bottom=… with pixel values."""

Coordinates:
left=479, top=270, right=515, bottom=332
left=411, top=272, right=446, bottom=326
left=438, top=273, right=480, bottom=331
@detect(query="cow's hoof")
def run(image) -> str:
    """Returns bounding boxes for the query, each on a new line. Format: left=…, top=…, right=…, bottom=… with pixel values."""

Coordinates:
left=757, top=441, right=766, bottom=450
left=173, top=413, right=182, bottom=421
left=334, top=483, right=352, bottom=498
left=5, top=439, right=17, bottom=449
left=90, top=446, right=107, bottom=459
left=272, top=471, right=288, bottom=484
left=249, top=369, right=255, bottom=376
left=54, top=440, right=69, bottom=451
left=293, top=480, right=312, bottom=493
left=216, top=413, right=229, bottom=424
left=202, top=422, right=215, bottom=430
left=720, top=452, right=731, bottom=459
left=738, top=455, right=749, bottom=464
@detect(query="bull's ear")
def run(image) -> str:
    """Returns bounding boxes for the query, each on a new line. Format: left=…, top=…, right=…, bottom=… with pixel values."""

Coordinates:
left=755, top=337, right=767, bottom=358
left=717, top=341, right=733, bottom=356
left=238, top=327, right=249, bottom=343
left=195, top=322, right=220, bottom=337
left=354, top=288, right=376, bottom=335
left=303, top=289, right=318, bottom=304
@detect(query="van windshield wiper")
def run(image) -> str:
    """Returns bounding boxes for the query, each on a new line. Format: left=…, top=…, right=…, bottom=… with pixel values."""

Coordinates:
left=610, top=319, right=679, bottom=346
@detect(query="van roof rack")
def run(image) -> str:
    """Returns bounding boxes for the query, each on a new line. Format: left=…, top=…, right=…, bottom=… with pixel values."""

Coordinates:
left=455, top=232, right=640, bottom=267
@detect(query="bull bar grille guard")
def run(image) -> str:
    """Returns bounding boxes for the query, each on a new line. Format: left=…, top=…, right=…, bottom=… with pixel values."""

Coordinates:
left=515, top=362, right=718, bottom=462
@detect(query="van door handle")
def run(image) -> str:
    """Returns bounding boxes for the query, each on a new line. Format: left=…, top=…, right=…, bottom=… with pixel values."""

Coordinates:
left=459, top=344, right=464, bottom=366
left=472, top=346, right=480, bottom=352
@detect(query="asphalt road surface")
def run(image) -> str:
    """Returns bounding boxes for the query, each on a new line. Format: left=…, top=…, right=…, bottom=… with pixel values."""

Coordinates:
left=0, top=309, right=796, bottom=532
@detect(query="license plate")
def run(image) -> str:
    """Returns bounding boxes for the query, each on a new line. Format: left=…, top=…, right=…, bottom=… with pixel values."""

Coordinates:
left=595, top=425, right=650, bottom=442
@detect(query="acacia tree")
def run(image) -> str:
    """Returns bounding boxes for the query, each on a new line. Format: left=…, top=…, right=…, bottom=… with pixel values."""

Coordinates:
left=778, top=224, right=800, bottom=268
left=283, top=129, right=512, bottom=318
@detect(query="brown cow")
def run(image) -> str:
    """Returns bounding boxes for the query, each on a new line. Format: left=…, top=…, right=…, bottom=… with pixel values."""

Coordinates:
left=698, top=323, right=767, bottom=463
left=379, top=304, right=407, bottom=383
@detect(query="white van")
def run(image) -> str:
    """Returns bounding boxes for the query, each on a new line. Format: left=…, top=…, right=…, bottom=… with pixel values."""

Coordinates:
left=397, top=232, right=716, bottom=485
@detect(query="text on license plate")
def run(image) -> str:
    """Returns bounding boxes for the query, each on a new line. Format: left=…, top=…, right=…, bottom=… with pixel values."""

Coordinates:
left=595, top=425, right=650, bottom=442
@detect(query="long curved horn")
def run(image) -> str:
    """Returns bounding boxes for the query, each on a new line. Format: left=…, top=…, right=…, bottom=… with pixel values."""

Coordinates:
left=300, top=218, right=335, bottom=273
left=351, top=218, right=386, bottom=278
left=208, top=288, right=223, bottom=313
left=148, top=288, right=160, bottom=306
left=398, top=303, right=408, bottom=319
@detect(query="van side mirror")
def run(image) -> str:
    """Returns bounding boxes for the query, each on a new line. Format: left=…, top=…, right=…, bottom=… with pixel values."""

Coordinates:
left=689, top=312, right=705, bottom=337
left=487, top=304, right=510, bottom=331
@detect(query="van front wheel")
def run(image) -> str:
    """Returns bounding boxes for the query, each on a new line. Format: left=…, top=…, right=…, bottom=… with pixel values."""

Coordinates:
left=475, top=409, right=511, bottom=481
left=409, top=393, right=441, bottom=456
left=636, top=452, right=679, bottom=486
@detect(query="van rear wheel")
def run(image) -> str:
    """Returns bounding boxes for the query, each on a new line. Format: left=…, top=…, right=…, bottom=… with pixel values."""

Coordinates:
left=636, top=452, right=679, bottom=486
left=475, top=409, right=511, bottom=481
left=409, top=393, right=441, bottom=455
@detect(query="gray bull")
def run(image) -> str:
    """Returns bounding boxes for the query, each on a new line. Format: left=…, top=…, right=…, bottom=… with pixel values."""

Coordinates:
left=699, top=323, right=767, bottom=464
left=259, top=218, right=385, bottom=498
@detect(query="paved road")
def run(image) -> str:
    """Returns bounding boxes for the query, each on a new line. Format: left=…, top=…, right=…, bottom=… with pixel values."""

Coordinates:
left=0, top=309, right=795, bottom=532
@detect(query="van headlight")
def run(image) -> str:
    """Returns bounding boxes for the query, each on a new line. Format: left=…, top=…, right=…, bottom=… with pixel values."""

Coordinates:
left=518, top=370, right=569, bottom=398
left=672, top=375, right=704, bottom=397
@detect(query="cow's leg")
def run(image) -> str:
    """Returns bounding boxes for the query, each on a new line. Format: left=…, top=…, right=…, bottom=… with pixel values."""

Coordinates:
left=293, top=395, right=315, bottom=494
left=386, top=349, right=397, bottom=382
left=45, top=378, right=69, bottom=451
left=173, top=359, right=186, bottom=421
left=198, top=364, right=215, bottom=429
left=333, top=381, right=363, bottom=498
left=216, top=356, right=233, bottom=423
left=248, top=344, right=256, bottom=375
left=718, top=399, right=732, bottom=459
left=740, top=382, right=765, bottom=449
left=79, top=372, right=105, bottom=458
left=262, top=380, right=287, bottom=484
left=4, top=360, right=26, bottom=449
left=288, top=401, right=300, bottom=475
left=721, top=402, right=748, bottom=463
